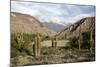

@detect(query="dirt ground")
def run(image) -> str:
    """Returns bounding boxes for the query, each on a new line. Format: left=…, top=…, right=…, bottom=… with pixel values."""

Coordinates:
left=25, top=47, right=95, bottom=66
left=11, top=40, right=95, bottom=66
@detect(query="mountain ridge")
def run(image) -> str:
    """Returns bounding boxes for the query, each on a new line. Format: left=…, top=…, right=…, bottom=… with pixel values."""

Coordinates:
left=56, top=17, right=95, bottom=39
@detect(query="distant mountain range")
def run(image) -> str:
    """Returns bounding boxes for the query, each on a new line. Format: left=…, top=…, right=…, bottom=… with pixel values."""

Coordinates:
left=43, top=22, right=67, bottom=32
left=11, top=12, right=56, bottom=36
left=41, top=17, right=71, bottom=32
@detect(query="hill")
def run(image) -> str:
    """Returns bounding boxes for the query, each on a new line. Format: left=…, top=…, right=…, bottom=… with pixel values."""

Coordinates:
left=11, top=12, right=56, bottom=36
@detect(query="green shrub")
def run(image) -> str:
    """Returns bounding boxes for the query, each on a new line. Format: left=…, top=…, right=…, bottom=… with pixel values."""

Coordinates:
left=69, top=31, right=95, bottom=49
left=81, top=31, right=90, bottom=49
left=11, top=33, right=36, bottom=58
left=42, top=36, right=51, bottom=40
left=11, top=33, right=45, bottom=58
left=68, top=37, right=78, bottom=48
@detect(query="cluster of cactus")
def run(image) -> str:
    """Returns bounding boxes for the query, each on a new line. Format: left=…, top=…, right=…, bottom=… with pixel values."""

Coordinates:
left=34, top=33, right=41, bottom=58
left=52, top=37, right=57, bottom=48
left=15, top=33, right=24, bottom=49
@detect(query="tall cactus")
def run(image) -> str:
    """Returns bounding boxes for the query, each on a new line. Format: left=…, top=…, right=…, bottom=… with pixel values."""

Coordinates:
left=15, top=33, right=24, bottom=49
left=34, top=33, right=41, bottom=58
left=52, top=39, right=54, bottom=48
left=52, top=37, right=57, bottom=48
left=78, top=26, right=82, bottom=50
left=90, top=30, right=93, bottom=53
left=34, top=36, right=38, bottom=57
left=55, top=37, right=57, bottom=48
left=65, top=33, right=67, bottom=39
left=37, top=34, right=41, bottom=57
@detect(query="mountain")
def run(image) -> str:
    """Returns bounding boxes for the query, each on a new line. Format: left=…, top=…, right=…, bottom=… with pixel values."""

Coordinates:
left=56, top=17, right=95, bottom=39
left=43, top=22, right=66, bottom=32
left=42, top=22, right=72, bottom=32
left=11, top=12, right=56, bottom=36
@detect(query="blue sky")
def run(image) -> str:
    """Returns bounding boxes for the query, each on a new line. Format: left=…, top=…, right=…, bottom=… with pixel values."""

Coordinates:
left=11, top=1, right=95, bottom=25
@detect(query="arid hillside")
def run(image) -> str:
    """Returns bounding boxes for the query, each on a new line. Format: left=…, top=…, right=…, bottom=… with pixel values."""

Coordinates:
left=11, top=12, right=56, bottom=36
left=56, top=17, right=95, bottom=39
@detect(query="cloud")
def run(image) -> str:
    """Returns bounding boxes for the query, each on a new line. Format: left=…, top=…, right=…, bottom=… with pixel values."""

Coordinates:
left=64, top=12, right=95, bottom=23
left=11, top=1, right=41, bottom=16
left=11, top=1, right=95, bottom=25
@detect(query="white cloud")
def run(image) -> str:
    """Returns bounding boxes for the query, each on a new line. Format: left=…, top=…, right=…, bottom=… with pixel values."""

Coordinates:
left=50, top=16, right=66, bottom=26
left=11, top=1, right=40, bottom=16
left=11, top=1, right=95, bottom=25
left=65, top=13, right=95, bottom=23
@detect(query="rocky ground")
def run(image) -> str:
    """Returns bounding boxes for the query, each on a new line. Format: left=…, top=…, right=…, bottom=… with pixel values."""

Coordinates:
left=11, top=47, right=95, bottom=67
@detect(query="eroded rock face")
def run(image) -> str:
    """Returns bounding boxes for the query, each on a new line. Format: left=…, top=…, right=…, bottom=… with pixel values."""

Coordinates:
left=57, top=17, right=95, bottom=39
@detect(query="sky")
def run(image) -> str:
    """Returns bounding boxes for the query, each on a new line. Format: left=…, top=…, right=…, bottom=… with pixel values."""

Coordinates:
left=11, top=1, right=95, bottom=25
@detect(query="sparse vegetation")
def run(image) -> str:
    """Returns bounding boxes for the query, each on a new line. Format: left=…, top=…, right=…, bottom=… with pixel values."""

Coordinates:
left=34, top=33, right=41, bottom=57
left=11, top=31, right=95, bottom=66
left=68, top=37, right=78, bottom=48
left=11, top=33, right=36, bottom=58
left=11, top=12, right=95, bottom=66
left=69, top=30, right=95, bottom=50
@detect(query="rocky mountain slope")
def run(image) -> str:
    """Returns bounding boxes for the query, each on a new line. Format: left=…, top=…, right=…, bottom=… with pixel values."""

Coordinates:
left=11, top=12, right=56, bottom=36
left=56, top=17, right=95, bottom=39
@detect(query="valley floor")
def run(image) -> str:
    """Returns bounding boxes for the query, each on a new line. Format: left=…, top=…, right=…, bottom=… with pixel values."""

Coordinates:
left=30, top=47, right=95, bottom=65
left=11, top=47, right=95, bottom=67
left=11, top=40, right=95, bottom=67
